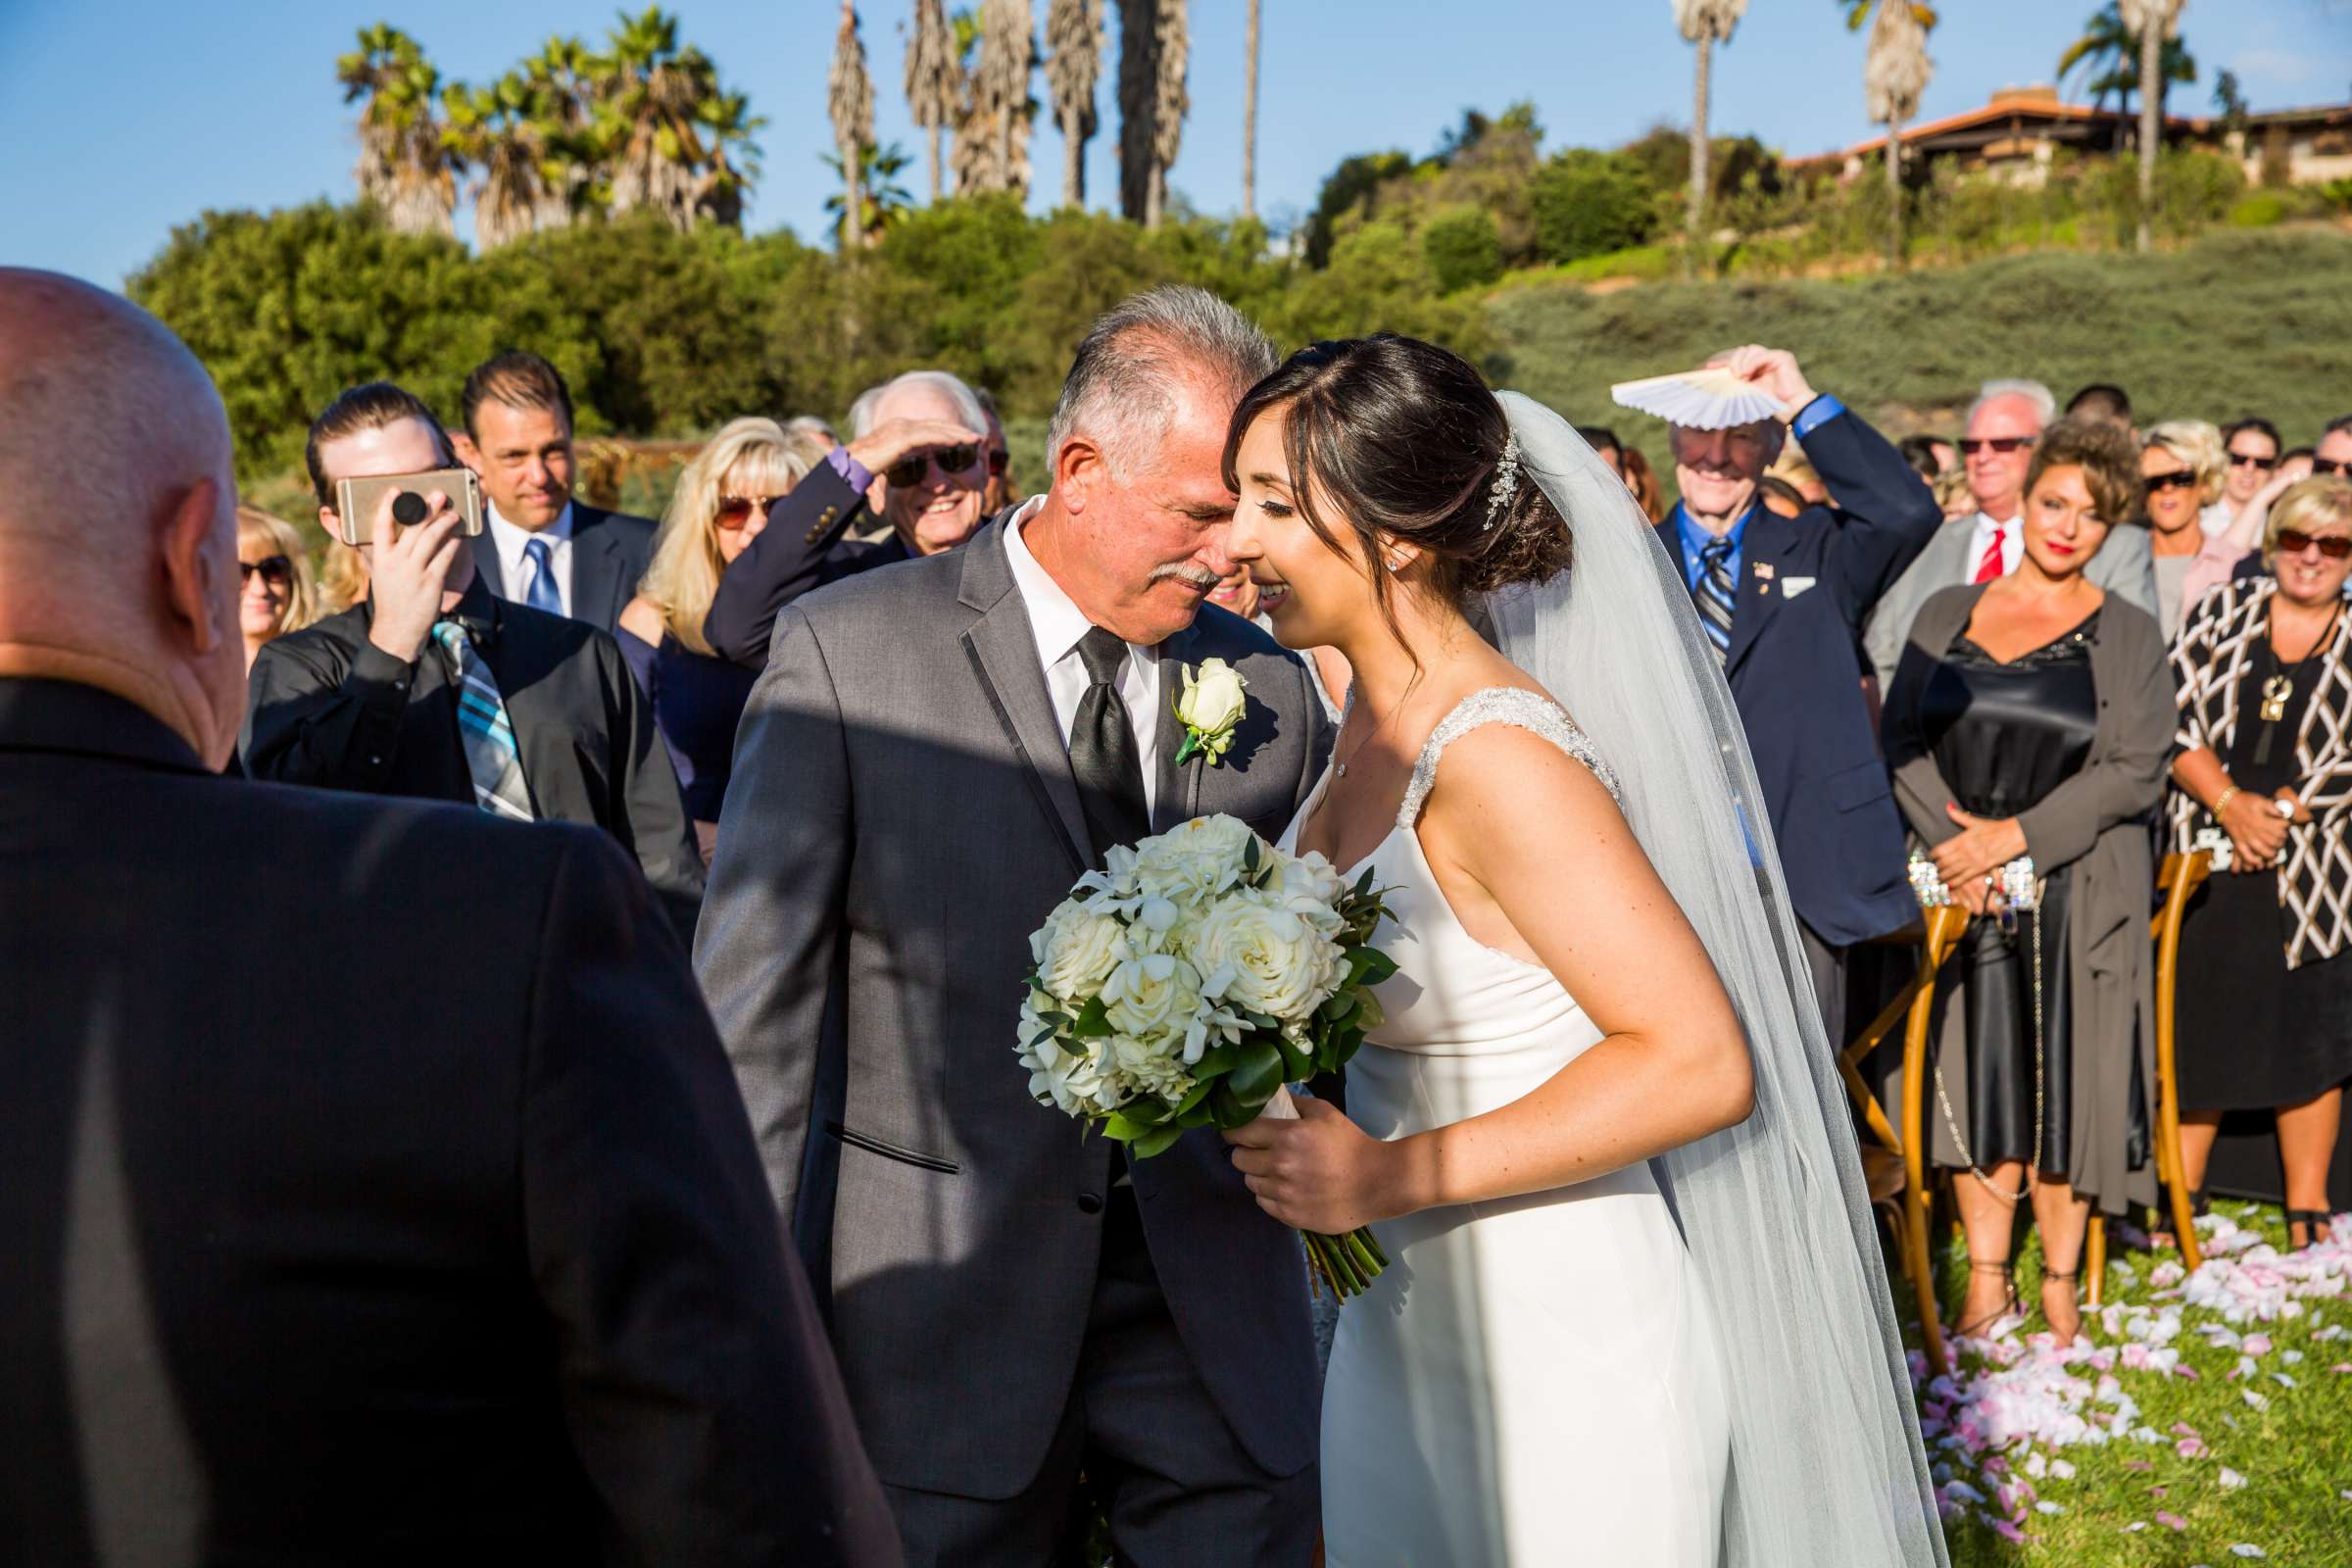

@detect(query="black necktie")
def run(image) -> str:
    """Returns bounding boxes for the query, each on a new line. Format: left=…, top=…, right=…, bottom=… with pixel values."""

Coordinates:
left=1070, top=626, right=1151, bottom=861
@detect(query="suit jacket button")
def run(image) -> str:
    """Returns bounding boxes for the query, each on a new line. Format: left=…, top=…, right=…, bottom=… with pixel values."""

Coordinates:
left=819, top=507, right=837, bottom=524
left=805, top=527, right=821, bottom=544
left=1076, top=1192, right=1104, bottom=1214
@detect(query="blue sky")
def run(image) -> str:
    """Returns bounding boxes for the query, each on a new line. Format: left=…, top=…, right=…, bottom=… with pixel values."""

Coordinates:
left=3, top=0, right=2347, bottom=289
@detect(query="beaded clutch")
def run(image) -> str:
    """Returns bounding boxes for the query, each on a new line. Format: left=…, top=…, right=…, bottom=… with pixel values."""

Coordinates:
left=1908, top=849, right=2039, bottom=911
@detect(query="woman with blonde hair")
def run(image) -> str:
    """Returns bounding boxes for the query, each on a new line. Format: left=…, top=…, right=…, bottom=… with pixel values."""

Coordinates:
left=619, top=416, right=824, bottom=858
left=2141, top=419, right=2276, bottom=637
left=235, top=505, right=321, bottom=673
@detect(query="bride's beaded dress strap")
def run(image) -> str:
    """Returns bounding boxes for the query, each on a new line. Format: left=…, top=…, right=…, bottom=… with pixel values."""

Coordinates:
left=1396, top=687, right=1621, bottom=828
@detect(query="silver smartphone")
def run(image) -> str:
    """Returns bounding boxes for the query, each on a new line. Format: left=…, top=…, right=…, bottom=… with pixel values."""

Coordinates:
left=332, top=466, right=485, bottom=546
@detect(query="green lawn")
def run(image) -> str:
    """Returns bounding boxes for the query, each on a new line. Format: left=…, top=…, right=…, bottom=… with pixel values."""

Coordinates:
left=1916, top=1202, right=2352, bottom=1566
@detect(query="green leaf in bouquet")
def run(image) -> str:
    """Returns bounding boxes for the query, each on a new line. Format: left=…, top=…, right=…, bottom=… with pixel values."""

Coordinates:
left=1244, top=835, right=1261, bottom=875
left=1276, top=1033, right=1312, bottom=1080
left=1355, top=990, right=1386, bottom=1034
left=1072, top=995, right=1114, bottom=1039
left=1317, top=990, right=1357, bottom=1024
left=1130, top=1124, right=1185, bottom=1158
left=1348, top=946, right=1398, bottom=988
left=1227, top=1040, right=1286, bottom=1112
left=1101, top=1111, right=1152, bottom=1143
left=1190, top=1043, right=1239, bottom=1082
left=1353, top=864, right=1376, bottom=898
left=1173, top=1074, right=1219, bottom=1119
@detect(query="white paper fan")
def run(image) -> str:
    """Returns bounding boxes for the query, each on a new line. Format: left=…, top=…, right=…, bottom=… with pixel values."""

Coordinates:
left=1609, top=366, right=1786, bottom=430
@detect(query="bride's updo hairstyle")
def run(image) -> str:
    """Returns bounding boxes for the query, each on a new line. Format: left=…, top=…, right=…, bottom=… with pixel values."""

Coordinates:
left=1220, top=333, right=1570, bottom=638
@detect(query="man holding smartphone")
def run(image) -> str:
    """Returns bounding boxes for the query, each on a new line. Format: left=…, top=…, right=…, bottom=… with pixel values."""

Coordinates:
left=704, top=368, right=991, bottom=667
left=243, top=381, right=703, bottom=937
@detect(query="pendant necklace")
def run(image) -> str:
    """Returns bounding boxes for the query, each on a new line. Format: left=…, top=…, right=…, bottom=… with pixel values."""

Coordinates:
left=1333, top=687, right=1402, bottom=780
left=2254, top=603, right=2340, bottom=765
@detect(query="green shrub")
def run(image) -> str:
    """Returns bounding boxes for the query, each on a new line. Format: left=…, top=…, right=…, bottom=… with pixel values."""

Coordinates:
left=1531, top=149, right=1659, bottom=264
left=2230, top=192, right=2288, bottom=227
left=1422, top=207, right=1504, bottom=293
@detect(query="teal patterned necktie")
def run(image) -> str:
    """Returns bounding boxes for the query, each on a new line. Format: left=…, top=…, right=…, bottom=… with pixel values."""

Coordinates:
left=431, top=619, right=535, bottom=821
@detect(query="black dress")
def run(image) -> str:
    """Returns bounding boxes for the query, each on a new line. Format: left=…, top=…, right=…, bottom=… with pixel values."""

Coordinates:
left=2176, top=646, right=2352, bottom=1111
left=1916, top=612, right=2103, bottom=1172
left=617, top=626, right=760, bottom=823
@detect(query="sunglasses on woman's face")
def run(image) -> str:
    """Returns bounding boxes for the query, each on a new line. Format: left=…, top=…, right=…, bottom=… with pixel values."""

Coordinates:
left=2143, top=469, right=2200, bottom=494
left=2278, top=528, right=2352, bottom=561
left=2227, top=451, right=2277, bottom=470
left=884, top=444, right=981, bottom=489
left=239, top=555, right=292, bottom=589
left=2312, top=457, right=2352, bottom=478
left=714, top=494, right=784, bottom=528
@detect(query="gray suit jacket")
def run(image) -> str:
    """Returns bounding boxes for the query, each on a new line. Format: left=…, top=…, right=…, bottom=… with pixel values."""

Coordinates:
left=695, top=518, right=1333, bottom=1500
left=1864, top=515, right=2158, bottom=691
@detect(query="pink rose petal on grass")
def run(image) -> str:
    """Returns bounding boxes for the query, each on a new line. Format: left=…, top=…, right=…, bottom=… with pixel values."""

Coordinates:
left=2157, top=1510, right=2188, bottom=1531
left=2177, top=1438, right=2207, bottom=1459
left=2243, top=1334, right=2273, bottom=1354
left=1990, top=1519, right=2028, bottom=1544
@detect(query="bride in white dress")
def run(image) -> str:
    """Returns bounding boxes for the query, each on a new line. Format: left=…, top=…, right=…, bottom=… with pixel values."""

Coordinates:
left=1215, top=335, right=1947, bottom=1566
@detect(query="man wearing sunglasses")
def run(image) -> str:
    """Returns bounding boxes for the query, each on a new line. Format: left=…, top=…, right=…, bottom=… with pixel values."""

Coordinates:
left=1866, top=377, right=2158, bottom=689
left=2233, top=416, right=2352, bottom=594
left=705, top=369, right=990, bottom=668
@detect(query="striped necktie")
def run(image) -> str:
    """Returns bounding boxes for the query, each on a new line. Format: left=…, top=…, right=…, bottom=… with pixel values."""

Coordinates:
left=1694, top=537, right=1737, bottom=665
left=431, top=619, right=535, bottom=821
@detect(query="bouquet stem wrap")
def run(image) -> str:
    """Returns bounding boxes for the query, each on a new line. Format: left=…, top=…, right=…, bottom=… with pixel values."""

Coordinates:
left=1259, top=1087, right=1391, bottom=1300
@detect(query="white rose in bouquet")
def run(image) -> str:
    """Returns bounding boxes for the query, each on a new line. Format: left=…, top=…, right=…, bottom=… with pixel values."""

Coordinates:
left=1102, top=952, right=1209, bottom=1056
left=1031, top=898, right=1130, bottom=1004
left=1130, top=814, right=1254, bottom=909
left=1191, top=894, right=1345, bottom=1026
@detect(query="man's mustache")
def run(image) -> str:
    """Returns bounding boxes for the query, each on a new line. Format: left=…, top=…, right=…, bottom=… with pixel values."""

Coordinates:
left=1152, top=563, right=1221, bottom=590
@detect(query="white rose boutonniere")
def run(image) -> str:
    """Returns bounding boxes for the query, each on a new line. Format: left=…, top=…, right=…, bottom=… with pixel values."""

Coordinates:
left=1173, top=658, right=1249, bottom=766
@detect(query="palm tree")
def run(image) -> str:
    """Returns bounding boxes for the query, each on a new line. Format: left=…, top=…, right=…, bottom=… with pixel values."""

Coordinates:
left=1845, top=1, right=1936, bottom=270
left=2119, top=0, right=2187, bottom=252
left=336, top=24, right=461, bottom=236
left=2059, top=2, right=2194, bottom=118
left=1115, top=0, right=1187, bottom=226
left=905, top=0, right=960, bottom=201
left=443, top=74, right=549, bottom=249
left=1044, top=0, right=1105, bottom=208
left=1241, top=0, right=1260, bottom=220
left=829, top=1, right=875, bottom=247
left=824, top=140, right=918, bottom=240
left=695, top=88, right=767, bottom=229
left=592, top=8, right=756, bottom=231
left=960, top=0, right=1037, bottom=197
left=519, top=34, right=599, bottom=230
left=1672, top=0, right=1746, bottom=267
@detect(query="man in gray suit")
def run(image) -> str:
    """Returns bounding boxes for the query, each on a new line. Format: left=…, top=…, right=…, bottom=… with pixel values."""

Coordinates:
left=698, top=287, right=1333, bottom=1566
left=1866, top=377, right=2158, bottom=689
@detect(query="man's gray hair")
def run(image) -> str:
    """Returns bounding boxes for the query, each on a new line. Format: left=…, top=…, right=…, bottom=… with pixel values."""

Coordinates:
left=1046, top=285, right=1279, bottom=474
left=785, top=414, right=838, bottom=443
left=847, top=370, right=988, bottom=441
left=1968, top=377, right=2058, bottom=431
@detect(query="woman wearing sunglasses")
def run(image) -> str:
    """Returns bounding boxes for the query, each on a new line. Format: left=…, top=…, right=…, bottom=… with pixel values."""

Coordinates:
left=702, top=369, right=989, bottom=669
left=235, top=505, right=321, bottom=674
left=619, top=417, right=825, bottom=860
left=2168, top=476, right=2352, bottom=1250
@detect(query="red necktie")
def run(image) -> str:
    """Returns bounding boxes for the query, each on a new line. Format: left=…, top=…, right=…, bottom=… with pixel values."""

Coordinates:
left=1973, top=527, right=2006, bottom=584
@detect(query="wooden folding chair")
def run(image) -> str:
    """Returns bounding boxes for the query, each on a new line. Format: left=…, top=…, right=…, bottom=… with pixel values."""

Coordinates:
left=2082, top=850, right=2214, bottom=1306
left=1841, top=903, right=1971, bottom=1377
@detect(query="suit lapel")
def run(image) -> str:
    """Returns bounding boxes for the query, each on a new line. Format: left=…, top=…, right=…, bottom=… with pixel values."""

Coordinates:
left=471, top=531, right=507, bottom=601
left=1724, top=515, right=1794, bottom=675
left=568, top=505, right=618, bottom=629
left=958, top=526, right=1090, bottom=876
left=1152, top=623, right=1205, bottom=832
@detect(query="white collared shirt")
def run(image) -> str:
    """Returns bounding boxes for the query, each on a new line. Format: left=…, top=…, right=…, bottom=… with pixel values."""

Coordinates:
left=1003, top=497, right=1160, bottom=814
left=486, top=501, right=575, bottom=615
left=1966, top=509, right=2024, bottom=581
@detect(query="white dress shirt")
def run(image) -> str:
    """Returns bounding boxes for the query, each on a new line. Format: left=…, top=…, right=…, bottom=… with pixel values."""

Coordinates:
left=486, top=501, right=574, bottom=615
left=1965, top=509, right=2025, bottom=581
left=1003, top=497, right=1160, bottom=815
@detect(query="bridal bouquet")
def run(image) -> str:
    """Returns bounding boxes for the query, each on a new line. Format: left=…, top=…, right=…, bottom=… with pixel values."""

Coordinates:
left=1016, top=813, right=1396, bottom=1298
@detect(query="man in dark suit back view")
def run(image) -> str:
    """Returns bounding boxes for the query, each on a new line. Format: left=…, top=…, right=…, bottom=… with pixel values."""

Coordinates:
left=0, top=270, right=899, bottom=1566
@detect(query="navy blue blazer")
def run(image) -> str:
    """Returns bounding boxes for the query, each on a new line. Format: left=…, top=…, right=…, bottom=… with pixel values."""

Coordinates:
left=1654, top=406, right=1942, bottom=947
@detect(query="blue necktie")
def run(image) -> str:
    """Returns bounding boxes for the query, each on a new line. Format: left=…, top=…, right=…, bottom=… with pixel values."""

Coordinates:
left=521, top=536, right=562, bottom=615
left=431, top=620, right=536, bottom=820
left=1695, top=538, right=1737, bottom=665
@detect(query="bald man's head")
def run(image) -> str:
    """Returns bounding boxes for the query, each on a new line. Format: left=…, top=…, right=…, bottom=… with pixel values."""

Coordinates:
left=0, top=269, right=245, bottom=767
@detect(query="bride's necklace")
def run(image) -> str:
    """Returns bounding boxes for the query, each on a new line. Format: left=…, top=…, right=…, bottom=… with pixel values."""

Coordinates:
left=1333, top=687, right=1403, bottom=780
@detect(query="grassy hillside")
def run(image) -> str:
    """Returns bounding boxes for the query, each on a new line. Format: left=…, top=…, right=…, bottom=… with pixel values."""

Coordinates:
left=1487, top=228, right=2352, bottom=456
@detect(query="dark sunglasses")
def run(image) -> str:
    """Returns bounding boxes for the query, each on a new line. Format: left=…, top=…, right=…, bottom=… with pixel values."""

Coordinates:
left=1959, top=436, right=2035, bottom=457
left=2227, top=451, right=2277, bottom=470
left=239, top=555, right=292, bottom=589
left=884, top=444, right=981, bottom=488
left=2312, top=457, right=2352, bottom=478
left=2143, top=469, right=2200, bottom=494
left=2277, top=528, right=2352, bottom=561
left=988, top=448, right=1010, bottom=478
left=714, top=493, right=784, bottom=527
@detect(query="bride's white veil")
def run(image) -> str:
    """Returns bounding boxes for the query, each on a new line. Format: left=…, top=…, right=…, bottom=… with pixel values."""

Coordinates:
left=1487, top=392, right=1947, bottom=1565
